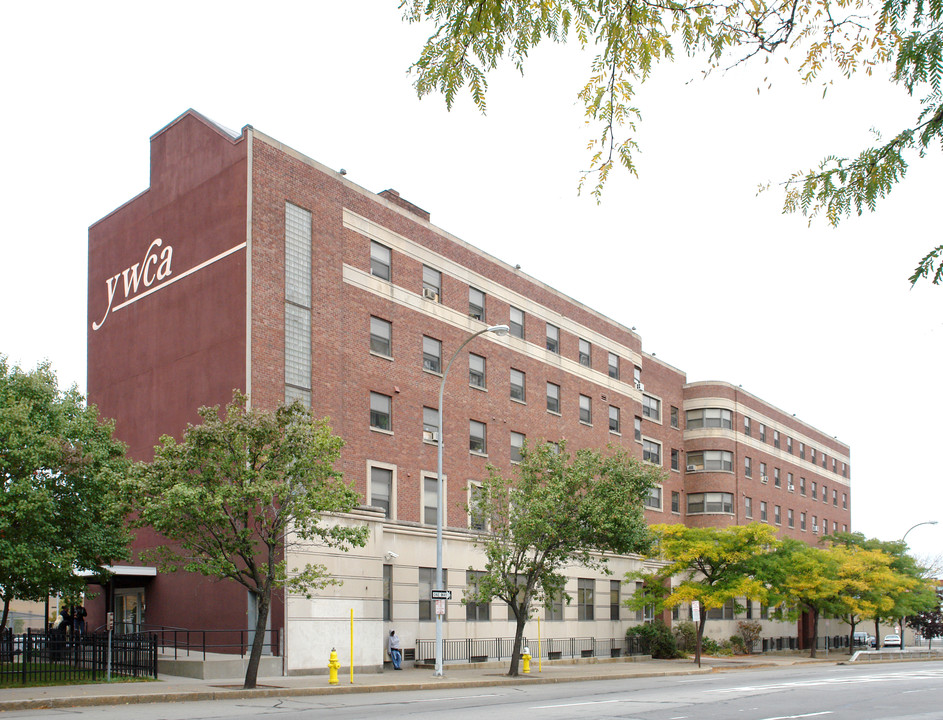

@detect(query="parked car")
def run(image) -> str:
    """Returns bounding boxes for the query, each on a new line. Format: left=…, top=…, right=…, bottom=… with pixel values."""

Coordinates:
left=883, top=634, right=902, bottom=648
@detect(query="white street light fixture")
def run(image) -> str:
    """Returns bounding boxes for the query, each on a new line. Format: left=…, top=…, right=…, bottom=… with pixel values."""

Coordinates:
left=434, top=324, right=508, bottom=677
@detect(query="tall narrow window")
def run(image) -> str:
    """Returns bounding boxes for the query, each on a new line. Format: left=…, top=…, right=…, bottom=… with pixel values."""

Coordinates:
left=759, top=423, right=767, bottom=442
left=787, top=436, right=793, bottom=454
left=383, top=564, right=392, bottom=621
left=670, top=448, right=679, bottom=471
left=466, top=571, right=490, bottom=621
left=469, top=353, right=486, bottom=388
left=745, top=456, right=753, bottom=478
left=469, top=420, right=487, bottom=454
left=510, top=368, right=526, bottom=402
left=788, top=508, right=795, bottom=528
left=670, top=406, right=679, bottom=429
left=579, top=394, right=592, bottom=424
left=418, top=567, right=447, bottom=621
left=578, top=579, right=595, bottom=620
left=469, top=287, right=486, bottom=321
left=774, top=468, right=781, bottom=487
left=370, top=392, right=391, bottom=431
left=469, top=483, right=487, bottom=531
left=285, top=203, right=312, bottom=407
left=608, top=352, right=620, bottom=379
left=745, top=496, right=753, bottom=519
left=579, top=338, right=591, bottom=367
left=610, top=580, right=621, bottom=621
left=371, top=466, right=392, bottom=518
left=609, top=405, right=621, bottom=433
left=370, top=241, right=391, bottom=280
left=671, top=491, right=680, bottom=512
left=423, top=336, right=442, bottom=373
left=422, top=265, right=441, bottom=302
left=546, top=382, right=560, bottom=413
left=634, top=416, right=642, bottom=441
left=760, top=501, right=768, bottom=522
left=546, top=323, right=559, bottom=353
left=510, top=431, right=525, bottom=463
left=370, top=316, right=392, bottom=356
left=773, top=430, right=781, bottom=448
left=509, top=306, right=524, bottom=339
left=423, top=476, right=439, bottom=525
left=422, top=406, right=439, bottom=442
left=744, top=416, right=752, bottom=436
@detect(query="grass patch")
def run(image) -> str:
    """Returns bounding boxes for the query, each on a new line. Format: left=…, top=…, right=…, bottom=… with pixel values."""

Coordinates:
left=0, top=663, right=155, bottom=689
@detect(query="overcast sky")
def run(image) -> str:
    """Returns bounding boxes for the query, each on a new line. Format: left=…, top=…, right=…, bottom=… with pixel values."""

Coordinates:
left=2, top=2, right=940, bottom=565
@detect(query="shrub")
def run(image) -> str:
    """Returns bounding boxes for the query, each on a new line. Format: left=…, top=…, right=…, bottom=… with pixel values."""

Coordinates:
left=701, top=637, right=721, bottom=655
left=673, top=621, right=697, bottom=652
left=735, top=620, right=762, bottom=654
left=626, top=620, right=682, bottom=659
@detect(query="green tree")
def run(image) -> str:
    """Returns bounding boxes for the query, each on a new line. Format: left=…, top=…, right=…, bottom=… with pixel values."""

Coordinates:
left=907, top=588, right=943, bottom=649
left=126, top=391, right=368, bottom=689
left=0, top=357, right=130, bottom=633
left=467, top=441, right=660, bottom=676
left=402, top=0, right=941, bottom=284
left=628, top=523, right=780, bottom=664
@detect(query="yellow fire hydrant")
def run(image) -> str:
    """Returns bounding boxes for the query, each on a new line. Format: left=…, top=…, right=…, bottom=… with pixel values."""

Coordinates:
left=522, top=646, right=531, bottom=674
left=328, top=647, right=341, bottom=685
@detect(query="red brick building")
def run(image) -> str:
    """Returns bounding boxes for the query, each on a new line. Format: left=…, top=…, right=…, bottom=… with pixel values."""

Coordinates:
left=87, top=110, right=851, bottom=672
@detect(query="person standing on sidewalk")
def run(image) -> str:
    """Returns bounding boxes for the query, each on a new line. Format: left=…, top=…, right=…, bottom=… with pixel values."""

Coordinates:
left=388, top=630, right=402, bottom=670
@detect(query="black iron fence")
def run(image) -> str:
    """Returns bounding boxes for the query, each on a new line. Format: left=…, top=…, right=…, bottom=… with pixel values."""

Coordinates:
left=758, top=635, right=853, bottom=652
left=414, top=635, right=645, bottom=664
left=143, top=625, right=281, bottom=661
left=0, top=629, right=157, bottom=685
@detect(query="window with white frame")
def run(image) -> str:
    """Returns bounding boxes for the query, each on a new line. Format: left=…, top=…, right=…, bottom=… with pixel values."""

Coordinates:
left=774, top=467, right=781, bottom=487
left=423, top=406, right=439, bottom=442
left=370, top=465, right=393, bottom=518
left=671, top=448, right=679, bottom=471
left=842, top=492, right=847, bottom=509
left=509, top=306, right=524, bottom=338
left=546, top=382, right=560, bottom=413
left=774, top=430, right=781, bottom=448
left=545, top=592, right=564, bottom=621
left=469, top=353, right=486, bottom=388
left=578, top=578, right=595, bottom=620
left=643, top=439, right=661, bottom=465
left=642, top=394, right=660, bottom=421
left=645, top=484, right=663, bottom=509
left=800, top=477, right=807, bottom=495
left=469, top=483, right=487, bottom=531
left=745, top=456, right=753, bottom=477
left=608, top=352, right=619, bottom=379
left=788, top=508, right=795, bottom=528
left=787, top=436, right=793, bottom=454
left=422, top=265, right=441, bottom=302
left=370, top=241, right=391, bottom=280
left=468, top=286, right=486, bottom=321
left=774, top=504, right=781, bottom=525
left=687, top=492, right=734, bottom=514
left=759, top=423, right=767, bottom=442
left=801, top=511, right=807, bottom=531
left=610, top=580, right=621, bottom=620
left=370, top=316, right=392, bottom=357
left=370, top=392, right=391, bottom=431
left=423, top=336, right=442, bottom=373
left=465, top=570, right=490, bottom=621
left=383, top=564, right=392, bottom=621
left=744, top=416, right=752, bottom=436
left=670, top=405, right=679, bottom=429
left=686, top=450, right=733, bottom=472
left=579, top=338, right=592, bottom=367
left=510, top=368, right=526, bottom=402
left=760, top=462, right=767, bottom=481
left=671, top=490, right=680, bottom=512
left=760, top=501, right=768, bottom=522
left=546, top=323, right=559, bottom=353
left=685, top=408, right=732, bottom=429
left=745, top=496, right=753, bottom=518
left=634, top=416, right=642, bottom=441
left=510, top=431, right=525, bottom=463
left=800, top=442, right=806, bottom=459
left=423, top=475, right=440, bottom=525
left=419, top=567, right=447, bottom=621
left=579, top=394, right=592, bottom=424
left=609, top=405, right=620, bottom=434
left=469, top=420, right=487, bottom=454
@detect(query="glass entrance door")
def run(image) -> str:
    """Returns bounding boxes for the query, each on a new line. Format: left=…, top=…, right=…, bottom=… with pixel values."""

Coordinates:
left=115, top=589, right=145, bottom=635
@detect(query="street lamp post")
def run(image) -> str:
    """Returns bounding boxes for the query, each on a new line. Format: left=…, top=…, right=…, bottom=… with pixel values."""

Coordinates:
left=434, top=324, right=508, bottom=678
left=898, top=520, right=937, bottom=649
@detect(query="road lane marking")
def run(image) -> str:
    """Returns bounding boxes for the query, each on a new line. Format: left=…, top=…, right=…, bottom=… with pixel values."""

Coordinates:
left=531, top=700, right=622, bottom=708
left=757, top=713, right=833, bottom=720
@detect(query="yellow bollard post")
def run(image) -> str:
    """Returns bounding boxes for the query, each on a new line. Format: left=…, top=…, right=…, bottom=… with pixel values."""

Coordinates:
left=328, top=647, right=341, bottom=685
left=522, top=646, right=531, bottom=675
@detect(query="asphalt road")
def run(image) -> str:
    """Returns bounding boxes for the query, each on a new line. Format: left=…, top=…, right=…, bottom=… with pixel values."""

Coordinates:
left=4, top=662, right=942, bottom=720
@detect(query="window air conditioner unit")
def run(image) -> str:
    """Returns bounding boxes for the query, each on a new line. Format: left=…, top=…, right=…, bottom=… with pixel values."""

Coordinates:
left=760, top=475, right=769, bottom=484
left=787, top=482, right=795, bottom=491
left=422, top=287, right=439, bottom=301
left=425, top=431, right=439, bottom=442
left=634, top=381, right=645, bottom=391
left=686, top=464, right=697, bottom=472
left=812, top=525, right=819, bottom=533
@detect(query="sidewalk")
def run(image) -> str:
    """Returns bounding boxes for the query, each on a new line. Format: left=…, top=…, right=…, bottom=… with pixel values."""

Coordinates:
left=0, top=654, right=838, bottom=712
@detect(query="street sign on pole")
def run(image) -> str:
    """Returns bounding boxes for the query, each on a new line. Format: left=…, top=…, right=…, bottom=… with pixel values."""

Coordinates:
left=432, top=590, right=452, bottom=600
left=435, top=599, right=446, bottom=616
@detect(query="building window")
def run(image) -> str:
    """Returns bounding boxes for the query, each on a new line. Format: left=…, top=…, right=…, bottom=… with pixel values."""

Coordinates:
left=687, top=492, right=734, bottom=514
left=745, top=496, right=753, bottom=519
left=642, top=394, right=661, bottom=421
left=800, top=477, right=807, bottom=495
left=645, top=485, right=663, bottom=509
left=759, top=423, right=767, bottom=443
left=608, top=352, right=620, bottom=379
left=799, top=442, right=806, bottom=460
left=370, top=466, right=393, bottom=517
left=788, top=508, right=795, bottom=528
left=832, top=489, right=838, bottom=506
left=634, top=416, right=642, bottom=441
left=383, top=564, right=392, bottom=621
left=821, top=452, right=827, bottom=469
left=685, top=408, right=732, bottom=429
left=787, top=472, right=794, bottom=491
left=773, top=430, right=781, bottom=449
left=810, top=448, right=817, bottom=465
left=671, top=491, right=680, bottom=513
left=423, top=406, right=439, bottom=442
left=634, top=366, right=642, bottom=386
left=774, top=505, right=781, bottom=525
left=774, top=468, right=781, bottom=487
left=822, top=518, right=829, bottom=535
left=423, top=475, right=439, bottom=525
left=609, top=405, right=621, bottom=434
left=578, top=339, right=592, bottom=367
left=842, top=492, right=847, bottom=509
left=643, top=439, right=661, bottom=465
left=422, top=265, right=441, bottom=302
left=370, top=316, right=392, bottom=357
left=744, top=416, right=752, bottom=436
left=468, top=286, right=486, bottom=321
left=510, top=368, right=526, bottom=402
left=801, top=512, right=807, bottom=531
left=469, top=353, right=486, bottom=388
left=686, top=450, right=734, bottom=472
left=545, top=593, right=564, bottom=621
left=546, top=323, right=560, bottom=353
left=671, top=448, right=679, bottom=471
left=787, top=436, right=793, bottom=454
left=470, top=420, right=487, bottom=454
left=832, top=458, right=837, bottom=472
left=842, top=462, right=848, bottom=478
left=635, top=581, right=654, bottom=622
left=370, top=241, right=391, bottom=280
left=469, top=483, right=487, bottom=531
left=466, top=571, right=490, bottom=621
left=760, top=462, right=767, bottom=481
left=509, top=306, right=524, bottom=339
left=578, top=579, right=595, bottom=620
left=579, top=394, right=592, bottom=424
left=419, top=567, right=447, bottom=621
left=760, top=501, right=768, bottom=522
left=510, top=431, right=525, bottom=463
left=423, top=336, right=442, bottom=373
left=811, top=481, right=817, bottom=500
left=609, top=580, right=621, bottom=620
left=812, top=515, right=818, bottom=533
left=745, top=456, right=753, bottom=478
left=546, top=382, right=560, bottom=413
left=670, top=406, right=679, bottom=429
left=370, top=392, right=392, bottom=431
